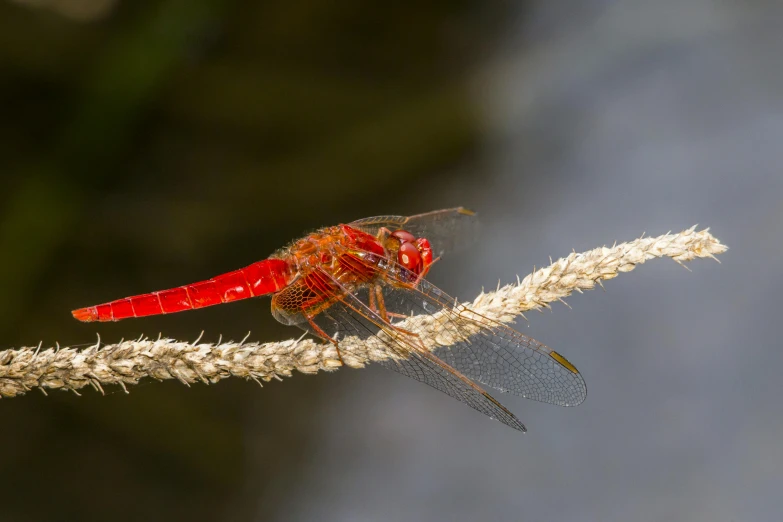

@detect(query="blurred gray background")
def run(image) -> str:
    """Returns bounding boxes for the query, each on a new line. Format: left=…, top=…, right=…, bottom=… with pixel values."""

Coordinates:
left=1, top=1, right=781, bottom=521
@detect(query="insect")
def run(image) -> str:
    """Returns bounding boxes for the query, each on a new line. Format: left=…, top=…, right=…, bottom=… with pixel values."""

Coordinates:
left=73, top=208, right=586, bottom=431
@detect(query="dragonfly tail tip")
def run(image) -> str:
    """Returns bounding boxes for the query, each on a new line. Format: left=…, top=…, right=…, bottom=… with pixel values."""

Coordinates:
left=72, top=307, right=98, bottom=322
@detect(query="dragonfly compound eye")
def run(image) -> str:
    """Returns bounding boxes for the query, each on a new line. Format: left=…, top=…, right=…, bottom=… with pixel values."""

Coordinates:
left=391, top=230, right=416, bottom=243
left=398, top=242, right=422, bottom=272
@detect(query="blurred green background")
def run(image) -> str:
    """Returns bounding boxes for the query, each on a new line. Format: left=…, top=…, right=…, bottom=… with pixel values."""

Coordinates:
left=0, top=1, right=516, bottom=520
left=5, top=1, right=783, bottom=521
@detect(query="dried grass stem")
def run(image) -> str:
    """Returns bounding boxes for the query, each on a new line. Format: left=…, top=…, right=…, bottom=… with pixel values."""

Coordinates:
left=0, top=226, right=726, bottom=399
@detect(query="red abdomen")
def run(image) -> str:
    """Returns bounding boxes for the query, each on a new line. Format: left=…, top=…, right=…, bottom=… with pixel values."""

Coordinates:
left=72, top=258, right=292, bottom=322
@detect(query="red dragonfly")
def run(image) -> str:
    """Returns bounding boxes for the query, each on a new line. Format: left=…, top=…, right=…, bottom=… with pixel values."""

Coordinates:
left=72, top=208, right=585, bottom=431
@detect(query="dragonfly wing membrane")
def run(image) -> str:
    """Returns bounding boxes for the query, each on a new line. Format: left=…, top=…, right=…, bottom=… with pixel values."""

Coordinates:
left=431, top=321, right=587, bottom=406
left=377, top=348, right=527, bottom=432
left=331, top=249, right=587, bottom=406
left=377, top=277, right=586, bottom=406
left=299, top=270, right=527, bottom=432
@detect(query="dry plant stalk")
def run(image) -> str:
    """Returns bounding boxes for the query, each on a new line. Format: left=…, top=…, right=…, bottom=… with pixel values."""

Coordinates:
left=0, top=226, right=727, bottom=399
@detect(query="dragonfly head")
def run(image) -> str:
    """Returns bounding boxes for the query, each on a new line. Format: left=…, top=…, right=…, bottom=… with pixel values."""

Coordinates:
left=390, top=230, right=433, bottom=277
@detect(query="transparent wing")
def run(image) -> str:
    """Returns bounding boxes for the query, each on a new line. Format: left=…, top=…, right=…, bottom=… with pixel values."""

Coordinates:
left=369, top=275, right=587, bottom=406
left=349, top=207, right=479, bottom=258
left=293, top=270, right=527, bottom=432
left=319, top=248, right=587, bottom=407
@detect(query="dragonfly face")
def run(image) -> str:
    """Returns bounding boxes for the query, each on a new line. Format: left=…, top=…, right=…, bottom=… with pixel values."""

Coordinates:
left=372, top=227, right=434, bottom=281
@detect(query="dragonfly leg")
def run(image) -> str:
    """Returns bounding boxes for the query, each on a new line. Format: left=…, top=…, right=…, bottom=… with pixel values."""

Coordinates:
left=372, top=285, right=422, bottom=340
left=373, top=285, right=389, bottom=321
left=368, top=284, right=417, bottom=323
left=414, top=255, right=441, bottom=287
left=369, top=286, right=377, bottom=315
left=306, top=314, right=345, bottom=365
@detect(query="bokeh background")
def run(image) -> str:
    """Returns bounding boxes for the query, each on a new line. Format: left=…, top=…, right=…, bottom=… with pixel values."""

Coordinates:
left=1, top=1, right=782, bottom=521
